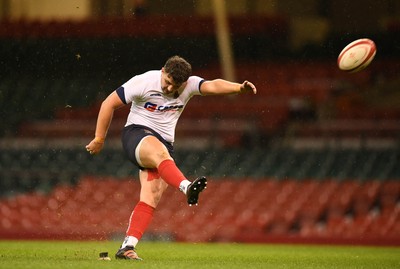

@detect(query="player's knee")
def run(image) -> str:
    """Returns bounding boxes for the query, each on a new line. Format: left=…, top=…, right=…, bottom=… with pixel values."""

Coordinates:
left=139, top=138, right=171, bottom=167
left=156, top=150, right=172, bottom=162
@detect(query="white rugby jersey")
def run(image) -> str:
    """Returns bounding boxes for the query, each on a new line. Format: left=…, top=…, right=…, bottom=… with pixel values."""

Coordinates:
left=116, top=70, right=204, bottom=143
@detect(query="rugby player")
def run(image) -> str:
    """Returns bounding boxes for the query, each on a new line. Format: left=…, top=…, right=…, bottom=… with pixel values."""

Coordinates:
left=86, top=55, right=256, bottom=260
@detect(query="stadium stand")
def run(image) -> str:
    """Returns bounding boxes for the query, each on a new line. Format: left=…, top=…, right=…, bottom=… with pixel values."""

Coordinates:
left=0, top=176, right=398, bottom=245
left=1, top=18, right=399, bottom=245
left=1, top=146, right=399, bottom=196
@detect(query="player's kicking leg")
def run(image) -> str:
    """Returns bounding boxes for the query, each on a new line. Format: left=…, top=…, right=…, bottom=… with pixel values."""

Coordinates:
left=136, top=135, right=208, bottom=205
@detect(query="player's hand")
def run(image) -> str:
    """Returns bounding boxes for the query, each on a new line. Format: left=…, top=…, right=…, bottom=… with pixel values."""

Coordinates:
left=240, top=80, right=257, bottom=94
left=85, top=137, right=104, bottom=155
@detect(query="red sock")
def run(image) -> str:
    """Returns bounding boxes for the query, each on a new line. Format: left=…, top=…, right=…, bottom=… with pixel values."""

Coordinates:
left=157, top=159, right=186, bottom=189
left=126, top=201, right=155, bottom=240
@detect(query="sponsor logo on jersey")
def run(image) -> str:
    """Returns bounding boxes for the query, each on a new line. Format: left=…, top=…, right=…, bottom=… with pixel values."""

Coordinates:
left=144, top=102, right=184, bottom=112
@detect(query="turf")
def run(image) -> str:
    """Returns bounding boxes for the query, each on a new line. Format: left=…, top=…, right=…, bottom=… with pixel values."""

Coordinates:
left=0, top=240, right=399, bottom=269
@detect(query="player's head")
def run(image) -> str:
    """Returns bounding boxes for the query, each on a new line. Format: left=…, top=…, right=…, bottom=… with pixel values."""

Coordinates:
left=163, top=55, right=192, bottom=85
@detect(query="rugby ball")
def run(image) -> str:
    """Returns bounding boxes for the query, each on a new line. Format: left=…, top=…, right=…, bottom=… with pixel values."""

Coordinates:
left=337, top=38, right=376, bottom=73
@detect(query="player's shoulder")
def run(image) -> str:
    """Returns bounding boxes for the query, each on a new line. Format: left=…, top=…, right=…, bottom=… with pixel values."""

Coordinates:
left=187, top=75, right=204, bottom=86
left=188, top=75, right=203, bottom=81
left=126, top=70, right=160, bottom=85
left=185, top=75, right=205, bottom=94
left=122, top=70, right=159, bottom=92
left=138, top=70, right=161, bottom=79
left=126, top=70, right=159, bottom=81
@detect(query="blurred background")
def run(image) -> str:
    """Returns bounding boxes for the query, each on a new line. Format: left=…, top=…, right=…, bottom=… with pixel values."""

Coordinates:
left=0, top=0, right=399, bottom=244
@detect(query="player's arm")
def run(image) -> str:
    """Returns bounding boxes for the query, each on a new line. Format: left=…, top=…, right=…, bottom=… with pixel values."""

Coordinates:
left=200, top=79, right=257, bottom=95
left=85, top=91, right=125, bottom=154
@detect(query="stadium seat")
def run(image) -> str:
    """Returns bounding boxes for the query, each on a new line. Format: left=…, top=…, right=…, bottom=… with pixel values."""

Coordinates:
left=0, top=172, right=399, bottom=243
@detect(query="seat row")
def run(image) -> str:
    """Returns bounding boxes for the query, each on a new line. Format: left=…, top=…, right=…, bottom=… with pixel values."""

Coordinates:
left=0, top=176, right=398, bottom=244
left=1, top=147, right=399, bottom=197
left=0, top=16, right=288, bottom=38
left=2, top=146, right=400, bottom=195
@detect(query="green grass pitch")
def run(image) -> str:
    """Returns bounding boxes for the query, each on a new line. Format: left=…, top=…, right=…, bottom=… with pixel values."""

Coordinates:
left=0, top=240, right=399, bottom=269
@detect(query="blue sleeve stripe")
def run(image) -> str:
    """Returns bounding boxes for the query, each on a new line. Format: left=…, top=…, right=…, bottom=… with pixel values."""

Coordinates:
left=116, top=86, right=127, bottom=104
left=199, top=79, right=206, bottom=95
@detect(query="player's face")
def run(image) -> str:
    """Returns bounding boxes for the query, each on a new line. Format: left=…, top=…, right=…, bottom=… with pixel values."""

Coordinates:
left=161, top=68, right=183, bottom=95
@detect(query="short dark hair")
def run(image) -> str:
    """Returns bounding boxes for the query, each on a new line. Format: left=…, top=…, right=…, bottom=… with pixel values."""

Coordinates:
left=164, top=56, right=192, bottom=84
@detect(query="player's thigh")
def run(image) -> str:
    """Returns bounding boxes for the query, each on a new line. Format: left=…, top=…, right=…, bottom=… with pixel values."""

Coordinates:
left=139, top=169, right=168, bottom=208
left=138, top=136, right=172, bottom=167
